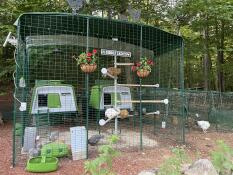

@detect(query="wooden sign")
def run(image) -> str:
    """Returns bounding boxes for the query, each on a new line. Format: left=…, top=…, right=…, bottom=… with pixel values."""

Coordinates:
left=101, top=49, right=131, bottom=58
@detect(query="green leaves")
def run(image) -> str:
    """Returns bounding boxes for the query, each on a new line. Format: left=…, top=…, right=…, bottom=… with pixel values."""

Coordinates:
left=108, top=134, right=119, bottom=144
left=132, top=57, right=154, bottom=73
left=211, top=140, right=233, bottom=175
left=75, top=50, right=98, bottom=65
left=158, top=147, right=190, bottom=175
left=84, top=135, right=120, bottom=175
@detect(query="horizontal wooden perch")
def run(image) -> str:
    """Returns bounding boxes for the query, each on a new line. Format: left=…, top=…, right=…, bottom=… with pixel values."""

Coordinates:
left=118, top=99, right=168, bottom=104
left=116, top=63, right=134, bottom=66
left=117, top=83, right=159, bottom=88
left=127, top=111, right=160, bottom=117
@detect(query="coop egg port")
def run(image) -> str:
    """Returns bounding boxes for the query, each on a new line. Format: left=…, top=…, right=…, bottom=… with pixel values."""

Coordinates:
left=7, top=13, right=184, bottom=169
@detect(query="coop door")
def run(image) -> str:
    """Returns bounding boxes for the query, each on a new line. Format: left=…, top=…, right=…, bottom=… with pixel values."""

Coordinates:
left=48, top=93, right=61, bottom=108
left=103, top=93, right=121, bottom=107
left=111, top=93, right=121, bottom=105
left=38, top=93, right=61, bottom=108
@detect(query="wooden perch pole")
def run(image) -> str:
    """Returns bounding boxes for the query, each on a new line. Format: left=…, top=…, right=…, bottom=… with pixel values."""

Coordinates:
left=119, top=100, right=167, bottom=104
left=116, top=63, right=134, bottom=66
left=117, top=83, right=159, bottom=88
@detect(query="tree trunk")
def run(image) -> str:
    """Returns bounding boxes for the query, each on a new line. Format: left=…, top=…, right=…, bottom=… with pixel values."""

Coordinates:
left=215, top=20, right=225, bottom=92
left=203, top=15, right=211, bottom=90
left=107, top=8, right=112, bottom=19
left=186, top=41, right=192, bottom=88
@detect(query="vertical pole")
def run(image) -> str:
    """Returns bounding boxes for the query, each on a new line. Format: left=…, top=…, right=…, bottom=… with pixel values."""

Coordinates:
left=180, top=40, right=185, bottom=143
left=86, top=17, right=89, bottom=158
left=12, top=93, right=16, bottom=166
left=153, top=114, right=156, bottom=134
left=114, top=53, right=118, bottom=134
left=12, top=71, right=17, bottom=167
left=85, top=73, right=89, bottom=158
left=12, top=22, right=21, bottom=166
left=20, top=48, right=27, bottom=146
left=139, top=25, right=143, bottom=150
left=97, top=37, right=100, bottom=134
left=139, top=78, right=143, bottom=150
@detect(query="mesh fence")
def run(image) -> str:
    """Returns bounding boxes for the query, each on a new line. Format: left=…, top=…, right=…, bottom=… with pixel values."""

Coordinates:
left=13, top=13, right=184, bottom=166
left=185, top=90, right=233, bottom=131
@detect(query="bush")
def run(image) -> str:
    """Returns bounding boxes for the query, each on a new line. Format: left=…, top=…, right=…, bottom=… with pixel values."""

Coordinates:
left=158, top=147, right=190, bottom=175
left=211, top=140, right=233, bottom=175
left=84, top=135, right=120, bottom=175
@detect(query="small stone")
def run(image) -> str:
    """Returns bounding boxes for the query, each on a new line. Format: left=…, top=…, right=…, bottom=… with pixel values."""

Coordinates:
left=205, top=144, right=212, bottom=147
left=205, top=138, right=211, bottom=140
left=138, top=168, right=159, bottom=175
left=181, top=145, right=186, bottom=148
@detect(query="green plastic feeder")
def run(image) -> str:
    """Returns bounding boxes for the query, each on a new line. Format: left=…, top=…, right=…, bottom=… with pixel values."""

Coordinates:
left=41, top=143, right=69, bottom=158
left=26, top=156, right=58, bottom=173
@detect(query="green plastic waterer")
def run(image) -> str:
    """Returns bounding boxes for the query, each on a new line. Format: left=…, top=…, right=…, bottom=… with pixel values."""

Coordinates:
left=26, top=156, right=58, bottom=173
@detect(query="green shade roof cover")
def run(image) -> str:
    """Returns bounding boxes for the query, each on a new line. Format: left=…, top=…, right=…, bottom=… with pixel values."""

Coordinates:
left=16, top=13, right=183, bottom=55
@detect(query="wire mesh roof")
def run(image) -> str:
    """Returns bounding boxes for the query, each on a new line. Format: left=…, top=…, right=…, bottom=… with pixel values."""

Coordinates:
left=16, top=13, right=182, bottom=55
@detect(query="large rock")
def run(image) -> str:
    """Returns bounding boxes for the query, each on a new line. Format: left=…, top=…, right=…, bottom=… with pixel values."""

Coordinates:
left=183, top=159, right=218, bottom=175
left=138, top=168, right=159, bottom=175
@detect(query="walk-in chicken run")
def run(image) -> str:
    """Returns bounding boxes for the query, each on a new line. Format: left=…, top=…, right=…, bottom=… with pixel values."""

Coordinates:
left=10, top=13, right=186, bottom=169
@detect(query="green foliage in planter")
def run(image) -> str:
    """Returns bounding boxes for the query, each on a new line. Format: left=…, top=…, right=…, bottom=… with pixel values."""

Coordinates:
left=84, top=135, right=120, bottom=175
left=158, top=147, right=190, bottom=175
left=211, top=140, right=233, bottom=175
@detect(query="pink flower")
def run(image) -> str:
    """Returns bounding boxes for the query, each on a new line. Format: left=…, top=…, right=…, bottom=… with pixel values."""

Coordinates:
left=147, top=59, right=154, bottom=65
left=93, top=49, right=97, bottom=54
left=87, top=52, right=92, bottom=57
left=131, top=66, right=137, bottom=72
left=136, top=63, right=141, bottom=67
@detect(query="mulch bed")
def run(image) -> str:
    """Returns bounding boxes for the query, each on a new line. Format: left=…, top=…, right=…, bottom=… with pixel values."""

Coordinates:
left=0, top=121, right=232, bottom=175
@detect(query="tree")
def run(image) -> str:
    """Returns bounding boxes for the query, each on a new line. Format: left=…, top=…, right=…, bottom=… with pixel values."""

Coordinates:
left=167, top=0, right=233, bottom=91
left=1, top=0, right=233, bottom=91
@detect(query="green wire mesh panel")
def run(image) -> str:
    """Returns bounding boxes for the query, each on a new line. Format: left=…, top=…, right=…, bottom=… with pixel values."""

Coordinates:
left=13, top=13, right=184, bottom=166
left=214, top=92, right=233, bottom=131
left=185, top=90, right=233, bottom=132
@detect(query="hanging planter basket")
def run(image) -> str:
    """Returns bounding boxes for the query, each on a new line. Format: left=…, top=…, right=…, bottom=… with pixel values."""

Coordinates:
left=80, top=64, right=97, bottom=73
left=137, top=69, right=150, bottom=78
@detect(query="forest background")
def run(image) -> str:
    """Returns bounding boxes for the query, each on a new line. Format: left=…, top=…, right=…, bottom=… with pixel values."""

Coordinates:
left=0, top=0, right=232, bottom=92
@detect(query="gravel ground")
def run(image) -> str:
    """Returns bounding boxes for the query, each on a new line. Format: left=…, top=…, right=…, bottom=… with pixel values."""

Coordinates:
left=0, top=121, right=233, bottom=175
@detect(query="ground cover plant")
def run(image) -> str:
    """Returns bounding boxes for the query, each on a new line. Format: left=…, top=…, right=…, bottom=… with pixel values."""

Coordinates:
left=84, top=135, right=120, bottom=175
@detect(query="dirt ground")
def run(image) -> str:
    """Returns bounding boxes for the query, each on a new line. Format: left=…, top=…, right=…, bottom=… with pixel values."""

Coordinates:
left=0, top=121, right=233, bottom=175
